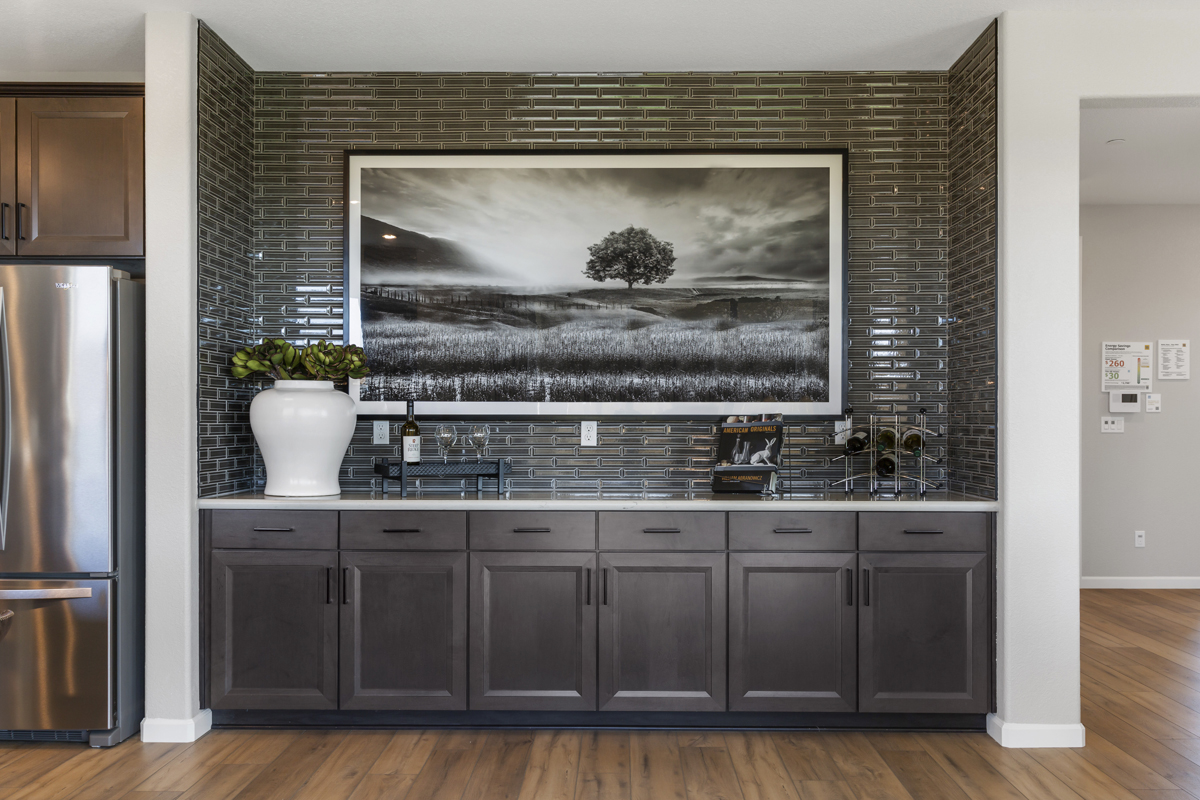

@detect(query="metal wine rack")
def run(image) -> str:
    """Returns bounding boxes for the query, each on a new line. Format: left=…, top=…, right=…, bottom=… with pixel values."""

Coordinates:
left=832, top=409, right=943, bottom=496
left=374, top=457, right=509, bottom=497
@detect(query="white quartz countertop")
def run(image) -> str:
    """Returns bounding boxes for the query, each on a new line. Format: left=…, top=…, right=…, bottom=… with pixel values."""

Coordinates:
left=198, top=491, right=998, bottom=512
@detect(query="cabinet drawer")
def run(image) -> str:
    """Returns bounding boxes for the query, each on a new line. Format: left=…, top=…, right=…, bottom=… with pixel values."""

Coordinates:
left=599, top=512, right=725, bottom=551
left=469, top=512, right=595, bottom=550
left=340, top=511, right=466, bottom=550
left=210, top=510, right=338, bottom=550
left=728, top=511, right=855, bottom=551
left=858, top=512, right=988, bottom=552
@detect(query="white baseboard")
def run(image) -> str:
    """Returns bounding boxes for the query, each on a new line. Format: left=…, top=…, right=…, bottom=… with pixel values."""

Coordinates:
left=140, top=709, right=213, bottom=743
left=1081, top=576, right=1200, bottom=589
left=987, top=714, right=1086, bottom=748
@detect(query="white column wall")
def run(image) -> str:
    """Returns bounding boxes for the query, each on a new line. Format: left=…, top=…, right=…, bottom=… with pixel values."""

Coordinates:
left=141, top=10, right=210, bottom=743
left=992, top=8, right=1200, bottom=747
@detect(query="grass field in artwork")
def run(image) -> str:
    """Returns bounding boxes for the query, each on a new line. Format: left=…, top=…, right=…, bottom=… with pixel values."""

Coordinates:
left=359, top=284, right=829, bottom=404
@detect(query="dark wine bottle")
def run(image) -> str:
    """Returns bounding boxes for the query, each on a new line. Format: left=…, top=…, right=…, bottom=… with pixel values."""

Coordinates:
left=901, top=429, right=924, bottom=456
left=401, top=400, right=421, bottom=465
left=874, top=454, right=897, bottom=477
left=843, top=427, right=870, bottom=453
left=875, top=427, right=898, bottom=453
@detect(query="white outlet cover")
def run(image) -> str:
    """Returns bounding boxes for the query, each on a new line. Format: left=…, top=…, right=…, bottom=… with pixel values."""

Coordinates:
left=581, top=421, right=597, bottom=447
left=834, top=419, right=850, bottom=445
left=1101, top=417, right=1124, bottom=433
left=373, top=420, right=390, bottom=444
left=1135, top=530, right=1146, bottom=548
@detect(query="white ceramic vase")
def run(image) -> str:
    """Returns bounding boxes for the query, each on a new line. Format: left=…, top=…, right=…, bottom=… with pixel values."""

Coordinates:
left=250, top=380, right=356, bottom=497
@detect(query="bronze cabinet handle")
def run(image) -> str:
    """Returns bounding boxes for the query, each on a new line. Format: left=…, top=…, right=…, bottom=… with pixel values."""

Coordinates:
left=513, top=528, right=551, bottom=533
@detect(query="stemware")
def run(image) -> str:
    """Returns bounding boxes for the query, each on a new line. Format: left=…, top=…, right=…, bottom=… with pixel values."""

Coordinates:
left=469, top=424, right=490, bottom=462
left=435, top=424, right=457, bottom=464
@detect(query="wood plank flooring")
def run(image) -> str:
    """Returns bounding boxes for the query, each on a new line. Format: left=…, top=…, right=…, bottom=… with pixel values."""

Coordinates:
left=1, top=589, right=1199, bottom=800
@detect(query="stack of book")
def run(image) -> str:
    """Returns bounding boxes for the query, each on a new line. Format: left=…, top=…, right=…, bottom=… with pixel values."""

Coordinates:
left=711, top=419, right=783, bottom=493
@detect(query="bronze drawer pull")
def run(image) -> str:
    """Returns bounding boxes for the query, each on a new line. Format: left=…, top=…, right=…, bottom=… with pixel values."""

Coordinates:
left=513, top=527, right=551, bottom=533
left=382, top=528, right=421, bottom=533
left=773, top=528, right=812, bottom=534
left=643, top=528, right=681, bottom=534
left=903, top=529, right=944, bottom=535
left=252, top=527, right=294, bottom=532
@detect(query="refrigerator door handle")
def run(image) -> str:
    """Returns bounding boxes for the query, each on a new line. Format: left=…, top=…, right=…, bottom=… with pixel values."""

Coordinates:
left=0, top=588, right=92, bottom=600
left=0, top=287, right=8, bottom=552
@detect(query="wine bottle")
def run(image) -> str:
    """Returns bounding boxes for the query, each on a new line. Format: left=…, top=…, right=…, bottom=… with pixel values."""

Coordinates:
left=875, top=427, right=898, bottom=453
left=401, top=400, right=421, bottom=465
left=901, top=429, right=924, bottom=456
left=874, top=454, right=897, bottom=477
left=843, top=427, right=870, bottom=453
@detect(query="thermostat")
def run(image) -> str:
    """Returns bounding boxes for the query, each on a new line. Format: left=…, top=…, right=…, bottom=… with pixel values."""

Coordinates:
left=1109, top=392, right=1140, bottom=413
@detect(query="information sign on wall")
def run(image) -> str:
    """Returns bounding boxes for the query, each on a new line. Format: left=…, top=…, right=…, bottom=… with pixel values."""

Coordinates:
left=1158, top=340, right=1189, bottom=380
left=1102, top=342, right=1153, bottom=393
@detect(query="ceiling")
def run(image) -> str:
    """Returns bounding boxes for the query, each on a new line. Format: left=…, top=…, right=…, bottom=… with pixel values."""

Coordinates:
left=1081, top=104, right=1200, bottom=205
left=0, top=0, right=1195, bottom=80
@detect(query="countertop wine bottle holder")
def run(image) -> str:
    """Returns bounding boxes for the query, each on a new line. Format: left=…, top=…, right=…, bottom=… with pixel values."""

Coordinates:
left=831, top=409, right=943, bottom=497
left=374, top=457, right=509, bottom=498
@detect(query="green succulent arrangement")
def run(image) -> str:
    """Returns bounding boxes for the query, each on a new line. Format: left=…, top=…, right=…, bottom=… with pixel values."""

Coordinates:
left=230, top=339, right=370, bottom=383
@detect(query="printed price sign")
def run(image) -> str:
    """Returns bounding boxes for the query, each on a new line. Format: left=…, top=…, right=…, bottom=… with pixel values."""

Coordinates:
left=1102, top=342, right=1153, bottom=393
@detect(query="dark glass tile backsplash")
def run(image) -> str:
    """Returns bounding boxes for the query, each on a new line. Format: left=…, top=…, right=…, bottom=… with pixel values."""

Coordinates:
left=947, top=23, right=999, bottom=499
left=197, top=22, right=997, bottom=498
left=197, top=22, right=257, bottom=496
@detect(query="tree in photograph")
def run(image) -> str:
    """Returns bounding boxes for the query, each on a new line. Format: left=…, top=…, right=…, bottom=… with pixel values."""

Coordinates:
left=584, top=226, right=677, bottom=289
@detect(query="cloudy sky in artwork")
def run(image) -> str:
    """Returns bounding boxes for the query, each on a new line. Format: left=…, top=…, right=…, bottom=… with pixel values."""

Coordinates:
left=360, top=165, right=831, bottom=286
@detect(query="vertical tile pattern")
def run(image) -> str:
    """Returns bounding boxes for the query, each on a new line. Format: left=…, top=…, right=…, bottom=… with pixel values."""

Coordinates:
left=247, top=70, right=952, bottom=494
left=947, top=23, right=998, bottom=499
left=197, top=23, right=257, bottom=496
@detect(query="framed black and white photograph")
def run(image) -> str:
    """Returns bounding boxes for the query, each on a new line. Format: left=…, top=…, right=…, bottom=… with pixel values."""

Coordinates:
left=344, top=149, right=847, bottom=417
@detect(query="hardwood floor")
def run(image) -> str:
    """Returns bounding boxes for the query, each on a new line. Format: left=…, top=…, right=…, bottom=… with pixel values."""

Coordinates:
left=1, top=589, right=1198, bottom=800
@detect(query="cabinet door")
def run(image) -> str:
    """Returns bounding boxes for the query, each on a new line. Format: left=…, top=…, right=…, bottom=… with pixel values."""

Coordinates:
left=470, top=552, right=596, bottom=710
left=729, top=552, right=856, bottom=712
left=0, top=99, right=13, bottom=257
left=340, top=551, right=467, bottom=710
left=16, top=97, right=144, bottom=256
left=210, top=549, right=338, bottom=710
left=598, top=552, right=726, bottom=712
left=859, top=551, right=990, bottom=713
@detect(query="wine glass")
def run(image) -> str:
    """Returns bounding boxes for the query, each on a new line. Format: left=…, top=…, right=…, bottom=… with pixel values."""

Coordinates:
left=469, top=424, right=490, bottom=462
left=435, top=425, right=457, bottom=464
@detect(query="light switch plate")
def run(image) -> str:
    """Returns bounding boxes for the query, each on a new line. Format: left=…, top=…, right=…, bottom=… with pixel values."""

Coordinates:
left=581, top=421, right=597, bottom=447
left=1101, top=417, right=1124, bottom=433
left=1146, top=393, right=1162, bottom=413
left=373, top=420, right=390, bottom=444
left=1135, top=530, right=1146, bottom=548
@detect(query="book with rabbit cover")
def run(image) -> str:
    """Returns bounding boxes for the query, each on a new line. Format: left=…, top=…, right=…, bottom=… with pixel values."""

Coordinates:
left=712, top=421, right=782, bottom=493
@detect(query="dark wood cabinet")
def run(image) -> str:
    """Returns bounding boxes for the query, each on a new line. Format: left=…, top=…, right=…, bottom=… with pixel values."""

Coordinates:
left=598, top=552, right=726, bottom=712
left=728, top=552, right=857, bottom=712
left=10, top=97, right=143, bottom=257
left=858, top=551, right=990, bottom=713
left=340, top=551, right=467, bottom=710
left=0, top=98, right=13, bottom=257
left=209, top=549, right=338, bottom=710
left=469, top=551, right=597, bottom=710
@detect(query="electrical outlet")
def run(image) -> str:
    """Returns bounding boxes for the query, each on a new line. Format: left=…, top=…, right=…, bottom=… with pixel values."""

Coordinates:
left=834, top=419, right=850, bottom=446
left=373, top=420, right=390, bottom=445
left=1135, top=530, right=1146, bottom=548
left=1101, top=417, right=1124, bottom=433
left=581, top=421, right=597, bottom=447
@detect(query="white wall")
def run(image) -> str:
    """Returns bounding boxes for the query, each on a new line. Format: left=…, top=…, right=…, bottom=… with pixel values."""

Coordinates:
left=1080, top=205, right=1200, bottom=587
left=995, top=8, right=1200, bottom=748
left=141, top=10, right=210, bottom=743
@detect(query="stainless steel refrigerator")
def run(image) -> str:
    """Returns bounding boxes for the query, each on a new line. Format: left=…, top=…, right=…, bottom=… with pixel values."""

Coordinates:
left=0, top=265, right=143, bottom=747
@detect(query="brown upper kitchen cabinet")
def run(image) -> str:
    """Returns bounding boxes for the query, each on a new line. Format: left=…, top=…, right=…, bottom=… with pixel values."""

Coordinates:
left=0, top=99, right=14, bottom=257
left=6, top=97, right=143, bottom=257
